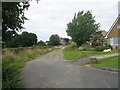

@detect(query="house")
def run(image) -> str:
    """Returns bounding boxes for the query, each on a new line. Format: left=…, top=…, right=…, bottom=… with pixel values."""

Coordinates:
left=60, top=38, right=70, bottom=45
left=105, top=2, right=120, bottom=49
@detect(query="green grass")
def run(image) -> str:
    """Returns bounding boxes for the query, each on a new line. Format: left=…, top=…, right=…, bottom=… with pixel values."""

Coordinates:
left=63, top=51, right=86, bottom=60
left=63, top=50, right=120, bottom=60
left=2, top=47, right=54, bottom=88
left=95, top=56, right=120, bottom=67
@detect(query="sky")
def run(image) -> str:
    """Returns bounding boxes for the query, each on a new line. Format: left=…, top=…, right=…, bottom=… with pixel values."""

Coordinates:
left=22, top=0, right=120, bottom=41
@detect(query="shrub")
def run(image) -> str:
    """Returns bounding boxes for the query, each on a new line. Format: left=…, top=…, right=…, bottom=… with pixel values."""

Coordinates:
left=64, top=41, right=77, bottom=50
left=69, top=42, right=77, bottom=49
left=64, top=46, right=74, bottom=51
left=95, top=45, right=113, bottom=51
left=81, top=43, right=92, bottom=50
left=95, top=46, right=107, bottom=51
left=78, top=47, right=84, bottom=51
left=106, top=45, right=113, bottom=50
left=90, top=48, right=95, bottom=51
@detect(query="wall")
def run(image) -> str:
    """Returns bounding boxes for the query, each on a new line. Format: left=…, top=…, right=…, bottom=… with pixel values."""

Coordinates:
left=107, top=17, right=120, bottom=38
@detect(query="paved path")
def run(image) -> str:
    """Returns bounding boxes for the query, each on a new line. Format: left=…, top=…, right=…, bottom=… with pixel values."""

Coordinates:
left=73, top=53, right=120, bottom=65
left=22, top=49, right=118, bottom=88
left=91, top=53, right=120, bottom=59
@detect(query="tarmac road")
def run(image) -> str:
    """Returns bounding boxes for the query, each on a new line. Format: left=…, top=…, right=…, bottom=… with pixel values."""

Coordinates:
left=22, top=49, right=118, bottom=88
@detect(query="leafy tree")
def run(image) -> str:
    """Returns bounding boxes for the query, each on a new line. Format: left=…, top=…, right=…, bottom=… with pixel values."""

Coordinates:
left=2, top=1, right=39, bottom=47
left=37, top=40, right=46, bottom=46
left=2, top=2, right=30, bottom=42
left=91, top=31, right=106, bottom=47
left=66, top=10, right=100, bottom=46
left=49, top=34, right=60, bottom=46
left=11, top=31, right=37, bottom=47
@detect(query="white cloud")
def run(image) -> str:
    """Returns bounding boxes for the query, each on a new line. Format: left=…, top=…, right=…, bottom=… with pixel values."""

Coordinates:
left=22, top=0, right=119, bottom=41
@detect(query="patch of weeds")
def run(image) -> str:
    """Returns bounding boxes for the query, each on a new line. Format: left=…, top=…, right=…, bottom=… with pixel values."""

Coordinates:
left=2, top=47, right=54, bottom=88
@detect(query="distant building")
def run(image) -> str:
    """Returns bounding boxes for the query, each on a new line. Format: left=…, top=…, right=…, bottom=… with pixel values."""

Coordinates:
left=60, top=38, right=70, bottom=45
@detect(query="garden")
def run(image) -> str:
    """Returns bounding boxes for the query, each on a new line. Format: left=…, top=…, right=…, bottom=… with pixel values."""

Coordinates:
left=63, top=42, right=119, bottom=68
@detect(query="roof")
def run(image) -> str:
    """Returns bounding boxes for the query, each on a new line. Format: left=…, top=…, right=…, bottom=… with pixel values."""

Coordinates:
left=60, top=38, right=70, bottom=43
left=105, top=15, right=120, bottom=38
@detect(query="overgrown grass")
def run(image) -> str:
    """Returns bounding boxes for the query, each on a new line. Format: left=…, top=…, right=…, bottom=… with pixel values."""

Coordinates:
left=2, top=47, right=54, bottom=88
left=63, top=50, right=120, bottom=60
left=94, top=56, right=120, bottom=67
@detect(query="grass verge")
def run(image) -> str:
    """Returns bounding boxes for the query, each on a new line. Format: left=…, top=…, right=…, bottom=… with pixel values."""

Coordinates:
left=94, top=56, right=120, bottom=68
left=2, top=47, right=54, bottom=88
left=63, top=50, right=120, bottom=60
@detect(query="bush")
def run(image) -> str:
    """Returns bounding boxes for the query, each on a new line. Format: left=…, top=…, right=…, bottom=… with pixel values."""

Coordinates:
left=64, top=42, right=77, bottom=50
left=78, top=47, right=84, bottom=51
left=81, top=43, right=92, bottom=50
left=106, top=45, right=113, bottom=50
left=90, top=48, right=95, bottom=51
left=64, top=46, right=74, bottom=51
left=69, top=42, right=77, bottom=48
left=95, top=46, right=107, bottom=51
left=95, top=45, right=113, bottom=51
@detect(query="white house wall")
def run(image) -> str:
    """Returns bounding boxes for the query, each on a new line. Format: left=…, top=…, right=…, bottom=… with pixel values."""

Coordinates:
left=108, top=37, right=120, bottom=46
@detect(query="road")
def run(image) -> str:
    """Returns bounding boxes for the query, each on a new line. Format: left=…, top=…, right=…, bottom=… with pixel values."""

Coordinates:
left=22, top=49, right=118, bottom=88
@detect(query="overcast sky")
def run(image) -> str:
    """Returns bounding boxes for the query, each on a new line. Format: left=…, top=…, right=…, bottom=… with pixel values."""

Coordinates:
left=22, top=0, right=119, bottom=41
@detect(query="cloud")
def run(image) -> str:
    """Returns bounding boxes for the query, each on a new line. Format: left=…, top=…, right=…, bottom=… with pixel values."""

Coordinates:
left=22, top=0, right=119, bottom=41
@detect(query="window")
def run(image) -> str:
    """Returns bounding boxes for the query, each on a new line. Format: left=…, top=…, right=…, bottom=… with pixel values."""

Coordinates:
left=117, top=24, right=120, bottom=30
left=110, top=38, right=113, bottom=45
left=110, top=37, right=120, bottom=46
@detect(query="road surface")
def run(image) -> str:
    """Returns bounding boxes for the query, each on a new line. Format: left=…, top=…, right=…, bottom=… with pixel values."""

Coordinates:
left=22, top=49, right=118, bottom=88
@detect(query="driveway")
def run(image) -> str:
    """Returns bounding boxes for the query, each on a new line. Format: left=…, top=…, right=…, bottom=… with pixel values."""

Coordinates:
left=22, top=49, right=118, bottom=88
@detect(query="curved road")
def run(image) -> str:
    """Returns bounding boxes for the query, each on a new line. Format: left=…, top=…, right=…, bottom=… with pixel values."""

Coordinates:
left=22, top=49, right=118, bottom=88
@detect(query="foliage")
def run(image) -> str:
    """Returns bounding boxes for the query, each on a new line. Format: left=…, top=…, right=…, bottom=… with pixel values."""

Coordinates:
left=37, top=40, right=46, bottom=46
left=11, top=31, right=37, bottom=47
left=66, top=10, right=100, bottom=46
left=78, top=47, right=84, bottom=51
left=49, top=34, right=60, bottom=46
left=2, top=1, right=40, bottom=47
left=2, top=47, right=54, bottom=88
left=95, top=46, right=107, bottom=51
left=2, top=2, right=30, bottom=43
left=81, top=43, right=92, bottom=50
left=106, top=45, right=113, bottom=50
left=91, top=31, right=106, bottom=47
left=95, top=45, right=113, bottom=51
left=64, top=41, right=77, bottom=50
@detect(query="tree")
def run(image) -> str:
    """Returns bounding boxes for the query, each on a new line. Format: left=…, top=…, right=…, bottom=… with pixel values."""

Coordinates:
left=37, top=40, right=46, bottom=46
left=91, top=31, right=106, bottom=47
left=2, top=2, right=30, bottom=42
left=11, top=31, right=37, bottom=47
left=2, top=1, right=39, bottom=47
left=66, top=10, right=100, bottom=46
left=49, top=34, right=60, bottom=46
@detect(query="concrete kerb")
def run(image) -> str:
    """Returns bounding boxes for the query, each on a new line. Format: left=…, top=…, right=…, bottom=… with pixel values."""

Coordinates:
left=91, top=65, right=120, bottom=72
left=89, top=53, right=120, bottom=72
left=65, top=53, right=120, bottom=72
